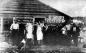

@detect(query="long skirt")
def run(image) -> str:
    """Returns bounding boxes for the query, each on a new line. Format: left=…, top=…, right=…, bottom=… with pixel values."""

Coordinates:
left=37, top=30, right=43, bottom=40
left=26, top=32, right=33, bottom=39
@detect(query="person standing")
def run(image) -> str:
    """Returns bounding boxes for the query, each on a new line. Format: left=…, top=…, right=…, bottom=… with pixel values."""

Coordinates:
left=72, top=23, right=80, bottom=46
left=10, top=20, right=19, bottom=46
left=33, top=22, right=38, bottom=45
left=26, top=23, right=33, bottom=40
left=25, top=23, right=34, bottom=48
left=36, top=22, right=44, bottom=45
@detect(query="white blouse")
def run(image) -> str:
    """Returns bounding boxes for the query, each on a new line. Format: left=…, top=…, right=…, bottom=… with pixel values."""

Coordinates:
left=10, top=23, right=19, bottom=30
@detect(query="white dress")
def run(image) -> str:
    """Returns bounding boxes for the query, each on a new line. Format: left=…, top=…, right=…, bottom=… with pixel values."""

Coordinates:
left=26, top=23, right=33, bottom=39
left=37, top=25, right=43, bottom=40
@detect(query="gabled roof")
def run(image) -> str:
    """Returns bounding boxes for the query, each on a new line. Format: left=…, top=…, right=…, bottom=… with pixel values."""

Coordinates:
left=3, top=0, right=71, bottom=19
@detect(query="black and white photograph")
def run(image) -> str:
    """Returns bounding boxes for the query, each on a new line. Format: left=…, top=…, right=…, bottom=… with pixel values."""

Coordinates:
left=0, top=0, right=86, bottom=53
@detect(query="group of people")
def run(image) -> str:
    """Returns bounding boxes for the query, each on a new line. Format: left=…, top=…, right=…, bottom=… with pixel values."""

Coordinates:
left=25, top=22, right=44, bottom=45
left=10, top=19, right=45, bottom=48
left=10, top=18, right=84, bottom=50
left=61, top=21, right=82, bottom=46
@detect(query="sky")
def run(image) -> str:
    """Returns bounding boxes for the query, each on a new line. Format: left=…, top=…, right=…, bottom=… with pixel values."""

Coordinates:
left=39, top=0, right=86, bottom=17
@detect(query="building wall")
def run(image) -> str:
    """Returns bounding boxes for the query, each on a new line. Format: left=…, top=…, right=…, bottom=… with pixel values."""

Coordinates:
left=2, top=0, right=71, bottom=31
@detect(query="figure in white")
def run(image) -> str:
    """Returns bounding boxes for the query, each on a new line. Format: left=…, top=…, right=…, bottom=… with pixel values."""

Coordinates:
left=26, top=23, right=33, bottom=40
left=37, top=23, right=44, bottom=45
left=25, top=23, right=34, bottom=48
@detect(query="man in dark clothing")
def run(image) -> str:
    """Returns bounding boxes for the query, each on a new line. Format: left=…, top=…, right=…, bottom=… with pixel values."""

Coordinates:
left=10, top=20, right=19, bottom=46
left=33, top=24, right=37, bottom=45
left=71, top=23, right=80, bottom=46
left=19, top=24, right=26, bottom=39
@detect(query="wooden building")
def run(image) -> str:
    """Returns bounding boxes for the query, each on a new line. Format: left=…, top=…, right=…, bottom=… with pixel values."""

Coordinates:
left=2, top=0, right=72, bottom=31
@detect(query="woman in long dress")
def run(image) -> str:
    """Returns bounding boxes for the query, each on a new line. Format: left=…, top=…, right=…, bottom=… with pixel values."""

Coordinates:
left=37, top=23, right=43, bottom=45
left=26, top=23, right=34, bottom=47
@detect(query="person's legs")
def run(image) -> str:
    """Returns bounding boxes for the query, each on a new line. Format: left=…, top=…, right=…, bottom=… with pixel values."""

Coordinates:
left=73, top=37, right=78, bottom=46
left=26, top=38, right=34, bottom=49
left=37, top=40, right=43, bottom=46
left=40, top=40, right=43, bottom=45
left=73, top=32, right=79, bottom=46
left=31, top=39, right=34, bottom=45
left=38, top=40, right=40, bottom=45
left=12, top=29, right=17, bottom=46
left=69, top=34, right=74, bottom=45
